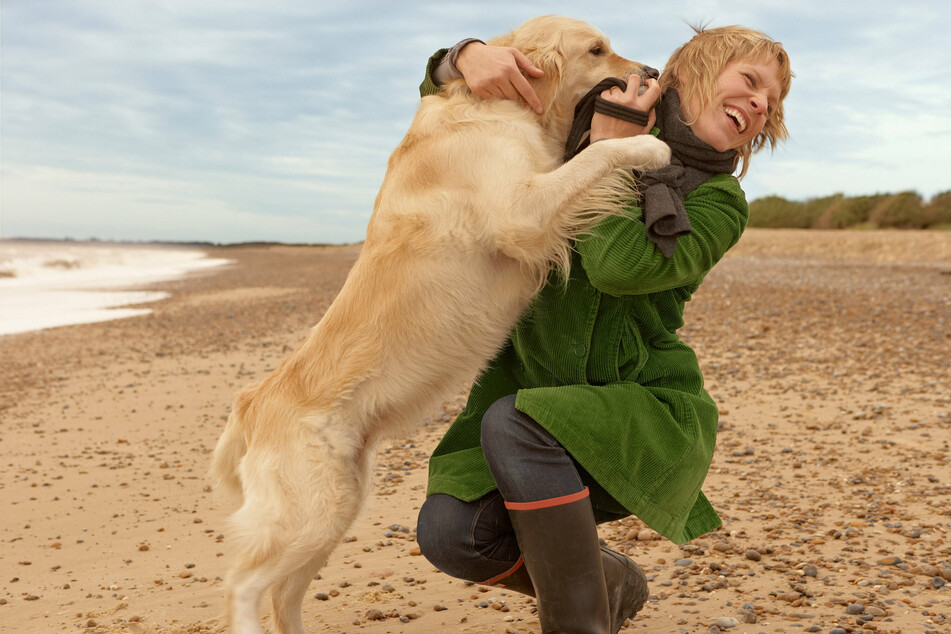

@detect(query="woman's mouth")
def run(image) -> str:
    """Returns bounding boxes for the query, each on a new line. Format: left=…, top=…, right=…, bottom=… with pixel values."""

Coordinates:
left=723, top=106, right=747, bottom=133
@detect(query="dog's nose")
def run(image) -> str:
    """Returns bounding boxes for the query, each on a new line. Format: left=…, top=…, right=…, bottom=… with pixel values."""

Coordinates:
left=643, top=65, right=660, bottom=80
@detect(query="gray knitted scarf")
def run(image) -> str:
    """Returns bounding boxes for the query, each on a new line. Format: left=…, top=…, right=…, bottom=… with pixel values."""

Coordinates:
left=566, top=83, right=738, bottom=257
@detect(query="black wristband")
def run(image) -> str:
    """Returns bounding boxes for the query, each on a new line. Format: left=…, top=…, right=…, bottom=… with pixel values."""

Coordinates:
left=593, top=96, right=651, bottom=127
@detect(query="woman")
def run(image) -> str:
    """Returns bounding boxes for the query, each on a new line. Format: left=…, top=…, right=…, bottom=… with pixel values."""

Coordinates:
left=416, top=24, right=793, bottom=633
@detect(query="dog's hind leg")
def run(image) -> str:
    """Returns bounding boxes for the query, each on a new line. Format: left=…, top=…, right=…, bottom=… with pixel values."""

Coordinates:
left=228, top=561, right=276, bottom=634
left=229, top=526, right=343, bottom=634
left=226, top=505, right=288, bottom=634
left=268, top=553, right=328, bottom=634
left=227, top=508, right=335, bottom=634
left=225, top=450, right=312, bottom=634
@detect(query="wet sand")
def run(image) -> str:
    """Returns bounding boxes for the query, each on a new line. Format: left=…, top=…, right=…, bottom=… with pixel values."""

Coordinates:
left=1, top=230, right=949, bottom=633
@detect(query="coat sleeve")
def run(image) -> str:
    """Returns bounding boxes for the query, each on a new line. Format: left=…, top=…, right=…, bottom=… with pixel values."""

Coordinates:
left=419, top=48, right=450, bottom=98
left=577, top=174, right=748, bottom=297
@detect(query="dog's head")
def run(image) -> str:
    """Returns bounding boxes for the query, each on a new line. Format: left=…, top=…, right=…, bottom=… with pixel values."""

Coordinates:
left=489, top=15, right=654, bottom=133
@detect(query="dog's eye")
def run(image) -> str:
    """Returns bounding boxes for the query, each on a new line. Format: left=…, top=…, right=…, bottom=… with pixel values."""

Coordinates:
left=589, top=46, right=605, bottom=56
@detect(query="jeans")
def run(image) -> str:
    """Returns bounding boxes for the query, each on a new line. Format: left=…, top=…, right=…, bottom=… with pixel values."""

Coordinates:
left=417, top=395, right=627, bottom=583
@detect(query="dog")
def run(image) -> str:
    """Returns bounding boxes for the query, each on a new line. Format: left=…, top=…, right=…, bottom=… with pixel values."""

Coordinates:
left=211, top=14, right=670, bottom=634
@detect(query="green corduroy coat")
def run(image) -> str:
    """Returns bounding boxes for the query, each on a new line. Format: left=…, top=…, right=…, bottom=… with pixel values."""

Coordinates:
left=419, top=51, right=748, bottom=544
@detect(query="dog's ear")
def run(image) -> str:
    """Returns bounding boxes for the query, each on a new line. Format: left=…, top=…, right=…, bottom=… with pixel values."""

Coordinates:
left=488, top=28, right=563, bottom=114
left=523, top=46, right=564, bottom=114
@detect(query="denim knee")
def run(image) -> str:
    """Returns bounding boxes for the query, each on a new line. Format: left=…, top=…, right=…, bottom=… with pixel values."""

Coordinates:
left=416, top=494, right=468, bottom=575
left=416, top=492, right=520, bottom=583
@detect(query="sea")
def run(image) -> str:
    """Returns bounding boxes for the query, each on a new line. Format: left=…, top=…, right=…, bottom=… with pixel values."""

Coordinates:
left=0, top=240, right=232, bottom=336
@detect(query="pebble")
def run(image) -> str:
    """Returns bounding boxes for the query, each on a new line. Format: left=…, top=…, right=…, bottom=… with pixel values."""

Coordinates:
left=845, top=603, right=865, bottom=615
left=803, top=565, right=818, bottom=577
left=675, top=558, right=693, bottom=567
left=932, top=576, right=946, bottom=589
left=712, top=616, right=739, bottom=628
left=830, top=629, right=848, bottom=634
left=744, top=549, right=762, bottom=562
left=365, top=608, right=385, bottom=621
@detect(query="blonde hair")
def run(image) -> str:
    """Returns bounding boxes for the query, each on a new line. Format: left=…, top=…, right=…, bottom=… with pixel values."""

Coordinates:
left=659, top=25, right=793, bottom=178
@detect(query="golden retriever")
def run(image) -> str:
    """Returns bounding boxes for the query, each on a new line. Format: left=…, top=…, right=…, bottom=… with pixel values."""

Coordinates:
left=211, top=14, right=669, bottom=634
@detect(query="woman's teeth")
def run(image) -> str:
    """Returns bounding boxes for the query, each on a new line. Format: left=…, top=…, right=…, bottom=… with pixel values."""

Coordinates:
left=724, top=106, right=746, bottom=133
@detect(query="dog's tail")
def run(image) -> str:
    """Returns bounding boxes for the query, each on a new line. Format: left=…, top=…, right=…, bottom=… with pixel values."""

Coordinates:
left=210, top=411, right=248, bottom=504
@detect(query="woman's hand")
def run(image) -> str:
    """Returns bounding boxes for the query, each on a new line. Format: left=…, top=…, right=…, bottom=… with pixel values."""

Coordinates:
left=590, top=76, right=661, bottom=141
left=455, top=42, right=545, bottom=114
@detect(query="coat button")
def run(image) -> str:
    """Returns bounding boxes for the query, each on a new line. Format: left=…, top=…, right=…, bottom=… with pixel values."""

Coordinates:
left=572, top=343, right=587, bottom=357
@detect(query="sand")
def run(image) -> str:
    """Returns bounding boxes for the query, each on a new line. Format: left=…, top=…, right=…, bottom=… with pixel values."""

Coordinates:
left=1, top=229, right=949, bottom=634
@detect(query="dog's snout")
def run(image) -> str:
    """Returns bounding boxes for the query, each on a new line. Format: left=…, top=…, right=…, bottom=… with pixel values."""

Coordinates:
left=642, top=65, right=660, bottom=80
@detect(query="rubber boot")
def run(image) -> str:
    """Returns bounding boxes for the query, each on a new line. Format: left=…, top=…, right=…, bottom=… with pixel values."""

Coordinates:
left=482, top=555, right=536, bottom=597
left=504, top=488, right=611, bottom=633
left=601, top=547, right=649, bottom=631
left=484, top=549, right=649, bottom=632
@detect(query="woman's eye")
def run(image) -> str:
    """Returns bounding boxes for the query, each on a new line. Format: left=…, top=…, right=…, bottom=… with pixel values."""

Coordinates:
left=743, top=73, right=755, bottom=86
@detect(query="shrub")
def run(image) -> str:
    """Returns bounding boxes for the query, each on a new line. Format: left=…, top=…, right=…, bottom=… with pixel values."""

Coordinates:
left=800, top=194, right=843, bottom=228
left=748, top=190, right=942, bottom=229
left=923, top=190, right=951, bottom=227
left=815, top=194, right=888, bottom=229
left=869, top=191, right=926, bottom=228
left=748, top=196, right=807, bottom=228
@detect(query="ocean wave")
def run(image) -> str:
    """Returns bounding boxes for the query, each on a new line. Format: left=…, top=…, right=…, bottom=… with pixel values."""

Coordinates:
left=0, top=241, right=231, bottom=335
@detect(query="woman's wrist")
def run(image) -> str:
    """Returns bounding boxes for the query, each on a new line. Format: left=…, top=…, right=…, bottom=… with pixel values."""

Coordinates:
left=433, top=38, right=485, bottom=86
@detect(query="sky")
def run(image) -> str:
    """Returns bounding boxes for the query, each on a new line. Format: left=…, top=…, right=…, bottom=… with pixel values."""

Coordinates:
left=2, top=1, right=949, bottom=245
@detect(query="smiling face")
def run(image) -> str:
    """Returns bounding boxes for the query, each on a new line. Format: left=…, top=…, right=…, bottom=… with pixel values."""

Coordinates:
left=681, top=57, right=783, bottom=152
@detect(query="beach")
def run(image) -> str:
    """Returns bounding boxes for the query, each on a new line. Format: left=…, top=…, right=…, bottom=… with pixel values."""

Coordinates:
left=1, top=229, right=949, bottom=633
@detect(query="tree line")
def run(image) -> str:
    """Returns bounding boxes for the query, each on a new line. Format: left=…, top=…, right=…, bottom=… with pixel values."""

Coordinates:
left=747, top=190, right=951, bottom=229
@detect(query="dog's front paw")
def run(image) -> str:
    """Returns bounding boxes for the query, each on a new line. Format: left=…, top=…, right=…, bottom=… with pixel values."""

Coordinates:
left=625, top=135, right=671, bottom=171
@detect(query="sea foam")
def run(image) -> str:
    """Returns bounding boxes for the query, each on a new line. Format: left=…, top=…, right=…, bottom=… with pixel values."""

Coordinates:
left=0, top=241, right=231, bottom=336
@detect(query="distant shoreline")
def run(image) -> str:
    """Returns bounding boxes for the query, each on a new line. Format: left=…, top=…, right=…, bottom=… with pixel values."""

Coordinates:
left=0, top=236, right=365, bottom=249
left=2, top=225, right=949, bottom=252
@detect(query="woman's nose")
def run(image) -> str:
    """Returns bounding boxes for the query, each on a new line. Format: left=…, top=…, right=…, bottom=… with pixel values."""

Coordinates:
left=750, top=94, right=767, bottom=114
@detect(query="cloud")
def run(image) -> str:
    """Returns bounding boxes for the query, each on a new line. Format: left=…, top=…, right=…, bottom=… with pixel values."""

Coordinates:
left=2, top=0, right=950, bottom=243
